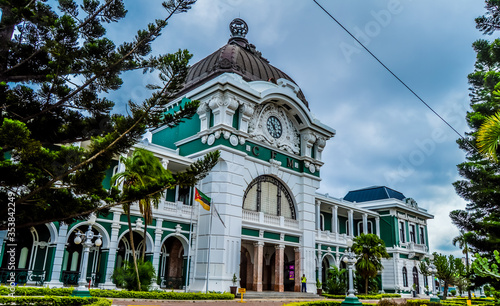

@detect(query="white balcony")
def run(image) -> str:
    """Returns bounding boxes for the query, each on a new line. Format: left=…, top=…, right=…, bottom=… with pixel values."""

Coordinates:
left=316, top=230, right=350, bottom=245
left=242, top=209, right=299, bottom=229
left=155, top=199, right=194, bottom=219
left=407, top=242, right=428, bottom=253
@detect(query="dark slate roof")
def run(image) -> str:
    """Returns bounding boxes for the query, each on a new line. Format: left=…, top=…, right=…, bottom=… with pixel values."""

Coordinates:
left=177, top=36, right=309, bottom=109
left=343, top=186, right=406, bottom=203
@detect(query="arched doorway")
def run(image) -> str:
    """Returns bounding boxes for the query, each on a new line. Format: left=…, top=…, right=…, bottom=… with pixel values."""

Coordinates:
left=321, top=255, right=335, bottom=285
left=0, top=226, right=51, bottom=285
left=413, top=266, right=420, bottom=294
left=115, top=231, right=144, bottom=269
left=62, top=225, right=104, bottom=286
left=159, top=236, right=185, bottom=289
left=239, top=246, right=252, bottom=289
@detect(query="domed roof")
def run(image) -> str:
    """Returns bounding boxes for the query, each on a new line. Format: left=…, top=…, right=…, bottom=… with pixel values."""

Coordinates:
left=178, top=19, right=309, bottom=108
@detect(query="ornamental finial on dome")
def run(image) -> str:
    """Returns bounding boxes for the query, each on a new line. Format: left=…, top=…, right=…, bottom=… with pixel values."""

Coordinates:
left=229, top=18, right=248, bottom=38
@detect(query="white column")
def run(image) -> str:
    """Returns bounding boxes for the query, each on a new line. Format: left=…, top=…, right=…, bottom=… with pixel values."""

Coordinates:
left=375, top=217, right=380, bottom=237
left=46, top=223, right=68, bottom=287
left=331, top=205, right=338, bottom=234
left=317, top=250, right=322, bottom=289
left=362, top=213, right=368, bottom=234
left=315, top=201, right=321, bottom=232
left=102, top=212, right=121, bottom=289
left=348, top=209, right=354, bottom=237
left=151, top=218, right=163, bottom=289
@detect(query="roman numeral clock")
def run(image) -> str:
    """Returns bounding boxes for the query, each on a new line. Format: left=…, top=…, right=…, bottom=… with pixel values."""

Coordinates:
left=267, top=116, right=283, bottom=139
left=248, top=104, right=300, bottom=155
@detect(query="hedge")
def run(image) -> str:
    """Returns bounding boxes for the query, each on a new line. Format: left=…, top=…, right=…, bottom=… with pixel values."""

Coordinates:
left=323, top=294, right=401, bottom=300
left=283, top=302, right=377, bottom=306
left=408, top=299, right=495, bottom=306
left=0, top=287, right=74, bottom=296
left=0, top=286, right=234, bottom=300
left=0, top=296, right=111, bottom=306
left=89, top=290, right=234, bottom=300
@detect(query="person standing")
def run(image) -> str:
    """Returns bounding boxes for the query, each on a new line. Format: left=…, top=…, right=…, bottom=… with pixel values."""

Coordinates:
left=301, top=274, right=307, bottom=292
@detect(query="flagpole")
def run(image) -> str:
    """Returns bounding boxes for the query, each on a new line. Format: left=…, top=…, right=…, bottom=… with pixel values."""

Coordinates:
left=205, top=199, right=214, bottom=293
left=184, top=188, right=195, bottom=292
left=192, top=197, right=201, bottom=292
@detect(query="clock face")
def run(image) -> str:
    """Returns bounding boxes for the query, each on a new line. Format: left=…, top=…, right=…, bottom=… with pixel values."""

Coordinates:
left=267, top=116, right=283, bottom=139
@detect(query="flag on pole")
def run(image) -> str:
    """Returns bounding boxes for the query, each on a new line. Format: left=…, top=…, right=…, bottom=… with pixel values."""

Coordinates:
left=213, top=204, right=226, bottom=228
left=195, top=188, right=211, bottom=211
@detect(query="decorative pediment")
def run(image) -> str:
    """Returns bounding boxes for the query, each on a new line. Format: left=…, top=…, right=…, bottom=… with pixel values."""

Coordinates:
left=248, top=104, right=300, bottom=155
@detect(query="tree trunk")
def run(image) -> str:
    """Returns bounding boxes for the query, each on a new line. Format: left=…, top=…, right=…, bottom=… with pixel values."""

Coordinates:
left=141, top=222, right=147, bottom=261
left=365, top=277, right=369, bottom=295
left=126, top=207, right=142, bottom=291
left=466, top=251, right=471, bottom=300
left=0, top=5, right=15, bottom=79
left=443, top=280, right=448, bottom=300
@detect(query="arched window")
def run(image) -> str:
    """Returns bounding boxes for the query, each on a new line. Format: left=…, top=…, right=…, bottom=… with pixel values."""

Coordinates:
left=357, top=221, right=373, bottom=234
left=70, top=252, right=79, bottom=271
left=413, top=266, right=419, bottom=291
left=18, top=247, right=29, bottom=269
left=402, top=267, right=408, bottom=287
left=243, top=175, right=296, bottom=219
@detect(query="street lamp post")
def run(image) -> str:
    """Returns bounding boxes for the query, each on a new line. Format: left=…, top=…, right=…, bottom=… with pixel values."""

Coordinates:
left=71, top=215, right=102, bottom=297
left=428, top=255, right=440, bottom=303
left=341, top=239, right=362, bottom=306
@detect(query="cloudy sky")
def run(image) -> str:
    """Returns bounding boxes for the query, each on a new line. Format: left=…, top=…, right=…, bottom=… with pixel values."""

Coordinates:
left=105, top=0, right=489, bottom=257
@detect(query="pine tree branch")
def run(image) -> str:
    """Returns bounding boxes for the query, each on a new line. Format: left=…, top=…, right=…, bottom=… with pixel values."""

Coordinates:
left=12, top=151, right=219, bottom=230
left=20, top=0, right=188, bottom=123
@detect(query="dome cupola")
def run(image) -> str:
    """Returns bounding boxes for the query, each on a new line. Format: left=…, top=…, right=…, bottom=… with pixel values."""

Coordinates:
left=179, top=18, right=309, bottom=108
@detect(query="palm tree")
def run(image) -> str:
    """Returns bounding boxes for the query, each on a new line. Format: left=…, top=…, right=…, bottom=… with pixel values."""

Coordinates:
left=112, top=148, right=220, bottom=291
left=452, top=230, right=472, bottom=299
left=477, top=110, right=500, bottom=161
left=112, top=148, right=172, bottom=290
left=352, top=233, right=390, bottom=295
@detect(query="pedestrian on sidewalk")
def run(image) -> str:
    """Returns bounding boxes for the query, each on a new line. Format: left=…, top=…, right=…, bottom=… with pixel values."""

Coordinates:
left=301, top=274, right=307, bottom=292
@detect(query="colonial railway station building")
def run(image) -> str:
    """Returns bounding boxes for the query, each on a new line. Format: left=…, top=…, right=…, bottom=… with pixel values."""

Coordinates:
left=0, top=19, right=434, bottom=295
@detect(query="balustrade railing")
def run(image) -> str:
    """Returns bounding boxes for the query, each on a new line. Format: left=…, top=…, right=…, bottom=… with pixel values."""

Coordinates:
left=160, top=276, right=183, bottom=289
left=0, top=269, right=45, bottom=285
left=160, top=200, right=193, bottom=217
left=61, top=271, right=80, bottom=285
left=242, top=210, right=298, bottom=229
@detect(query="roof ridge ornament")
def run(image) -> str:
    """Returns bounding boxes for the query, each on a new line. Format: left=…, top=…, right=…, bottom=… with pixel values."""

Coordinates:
left=229, top=18, right=248, bottom=38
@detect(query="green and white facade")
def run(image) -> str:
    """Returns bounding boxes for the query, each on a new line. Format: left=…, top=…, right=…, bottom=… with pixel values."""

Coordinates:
left=0, top=19, right=434, bottom=295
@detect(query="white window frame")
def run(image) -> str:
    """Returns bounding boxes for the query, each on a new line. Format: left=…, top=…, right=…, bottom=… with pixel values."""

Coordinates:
left=409, top=223, right=416, bottom=243
left=399, top=221, right=406, bottom=244
left=357, top=221, right=373, bottom=234
left=419, top=226, right=426, bottom=245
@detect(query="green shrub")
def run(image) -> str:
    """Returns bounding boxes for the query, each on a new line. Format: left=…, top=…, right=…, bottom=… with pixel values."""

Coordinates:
left=323, top=294, right=401, bottom=300
left=112, top=260, right=156, bottom=291
left=0, top=286, right=74, bottom=296
left=377, top=299, right=400, bottom=306
left=407, top=300, right=444, bottom=306
left=324, top=266, right=347, bottom=295
left=380, top=294, right=402, bottom=298
left=0, top=285, right=234, bottom=300
left=0, top=296, right=110, bottom=305
left=89, top=290, right=234, bottom=300
left=283, top=302, right=377, bottom=306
